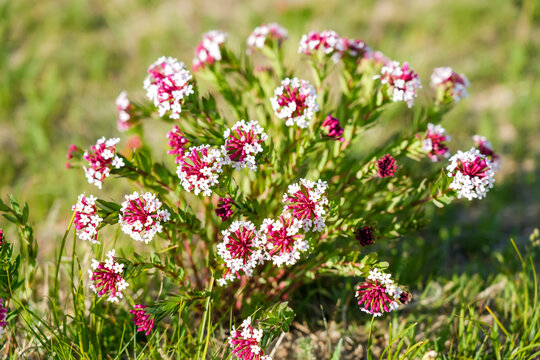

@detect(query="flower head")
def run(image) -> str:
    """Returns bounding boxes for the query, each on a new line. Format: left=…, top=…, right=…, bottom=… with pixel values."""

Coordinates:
left=216, top=197, right=234, bottom=222
left=430, top=67, right=469, bottom=103
left=193, top=30, right=227, bottom=71
left=322, top=114, right=344, bottom=141
left=376, top=61, right=421, bottom=108
left=377, top=154, right=397, bottom=178
left=271, top=77, right=319, bottom=128
left=83, top=137, right=124, bottom=189
left=228, top=317, right=272, bottom=360
left=119, top=192, right=170, bottom=243
left=422, top=123, right=451, bottom=162
left=344, top=38, right=368, bottom=59
left=144, top=56, right=194, bottom=120
left=247, top=23, right=288, bottom=53
left=282, top=178, right=328, bottom=232
left=116, top=91, right=137, bottom=131
left=217, top=221, right=266, bottom=285
left=399, top=290, right=412, bottom=304
left=0, top=299, right=7, bottom=335
left=473, top=135, right=500, bottom=171
left=260, top=216, right=307, bottom=267
left=0, top=229, right=3, bottom=246
left=356, top=269, right=403, bottom=317
left=130, top=304, right=155, bottom=336
left=88, top=249, right=129, bottom=302
left=67, top=144, right=82, bottom=160
left=446, top=148, right=495, bottom=200
left=355, top=225, right=375, bottom=247
left=221, top=120, right=268, bottom=171
left=298, top=30, right=347, bottom=63
left=177, top=145, right=223, bottom=196
left=167, top=125, right=189, bottom=164
left=72, top=194, right=103, bottom=243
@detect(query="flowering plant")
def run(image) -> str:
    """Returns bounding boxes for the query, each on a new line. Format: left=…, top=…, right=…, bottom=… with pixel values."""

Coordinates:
left=57, top=25, right=501, bottom=357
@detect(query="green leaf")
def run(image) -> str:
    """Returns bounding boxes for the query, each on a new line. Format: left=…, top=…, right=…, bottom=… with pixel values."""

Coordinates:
left=331, top=338, right=344, bottom=360
left=96, top=199, right=121, bottom=213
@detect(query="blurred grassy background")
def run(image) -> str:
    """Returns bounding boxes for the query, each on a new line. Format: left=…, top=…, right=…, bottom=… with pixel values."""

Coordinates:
left=0, top=0, right=538, bottom=279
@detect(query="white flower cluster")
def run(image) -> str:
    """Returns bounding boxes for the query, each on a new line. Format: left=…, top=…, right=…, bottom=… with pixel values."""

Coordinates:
left=247, top=23, right=288, bottom=52
left=446, top=148, right=495, bottom=201
left=83, top=137, right=125, bottom=189
left=88, top=249, right=129, bottom=303
left=298, top=30, right=346, bottom=63
left=259, top=217, right=308, bottom=267
left=216, top=221, right=267, bottom=286
left=430, top=67, right=469, bottom=101
left=177, top=145, right=224, bottom=196
left=271, top=77, right=319, bottom=128
left=72, top=194, right=102, bottom=243
left=221, top=120, right=268, bottom=171
left=378, top=61, right=421, bottom=108
left=282, top=178, right=329, bottom=232
left=119, top=192, right=170, bottom=244
left=362, top=268, right=403, bottom=317
left=143, top=56, right=194, bottom=119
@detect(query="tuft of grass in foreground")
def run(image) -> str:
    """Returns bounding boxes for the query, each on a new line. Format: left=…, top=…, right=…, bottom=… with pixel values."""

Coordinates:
left=3, top=194, right=538, bottom=358
left=278, top=233, right=540, bottom=359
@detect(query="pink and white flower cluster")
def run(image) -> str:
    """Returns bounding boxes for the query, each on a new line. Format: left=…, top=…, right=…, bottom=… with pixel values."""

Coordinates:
left=72, top=194, right=102, bottom=243
left=376, top=61, right=421, bottom=108
left=356, top=268, right=403, bottom=317
left=218, top=178, right=328, bottom=285
left=298, top=30, right=345, bottom=63
left=217, top=221, right=266, bottom=285
left=83, top=137, right=125, bottom=189
left=192, top=30, right=227, bottom=71
left=88, top=249, right=129, bottom=303
left=473, top=135, right=500, bottom=171
left=260, top=216, right=307, bottom=267
left=116, top=91, right=136, bottom=131
left=430, top=67, right=469, bottom=102
left=247, top=23, right=288, bottom=53
left=282, top=178, right=328, bottom=232
left=422, top=123, right=451, bottom=162
left=177, top=145, right=224, bottom=196
left=144, top=56, right=194, bottom=120
left=446, top=148, right=495, bottom=200
left=298, top=30, right=367, bottom=63
left=167, top=125, right=189, bottom=164
left=228, top=317, right=271, bottom=360
left=344, top=38, right=368, bottom=59
left=119, top=192, right=170, bottom=243
left=271, top=77, right=319, bottom=128
left=175, top=121, right=268, bottom=197
left=221, top=120, right=268, bottom=171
